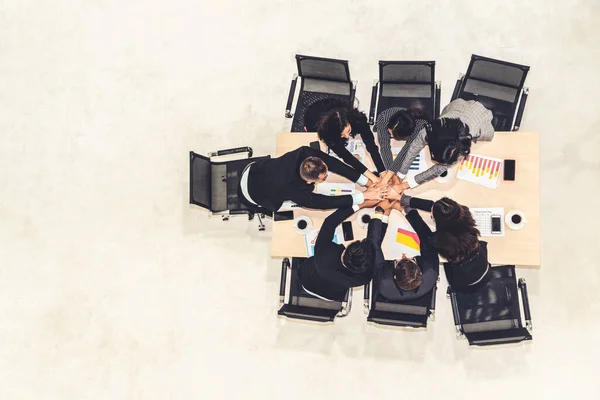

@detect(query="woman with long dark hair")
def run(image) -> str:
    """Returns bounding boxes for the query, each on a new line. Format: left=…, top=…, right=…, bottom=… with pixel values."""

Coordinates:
left=376, top=98, right=494, bottom=192
left=387, top=192, right=490, bottom=293
left=303, top=98, right=386, bottom=184
left=374, top=106, right=430, bottom=178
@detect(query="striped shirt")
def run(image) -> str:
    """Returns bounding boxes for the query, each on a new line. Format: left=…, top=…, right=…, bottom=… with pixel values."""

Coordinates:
left=375, top=107, right=429, bottom=173
left=395, top=99, right=495, bottom=188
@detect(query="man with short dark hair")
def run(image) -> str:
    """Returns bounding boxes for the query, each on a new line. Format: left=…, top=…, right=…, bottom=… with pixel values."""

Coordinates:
left=298, top=200, right=391, bottom=301
left=238, top=146, right=385, bottom=213
left=372, top=201, right=439, bottom=301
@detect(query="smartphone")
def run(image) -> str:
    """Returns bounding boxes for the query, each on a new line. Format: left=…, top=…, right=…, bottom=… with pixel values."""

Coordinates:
left=504, top=159, right=516, bottom=181
left=491, top=214, right=502, bottom=234
left=342, top=221, right=354, bottom=241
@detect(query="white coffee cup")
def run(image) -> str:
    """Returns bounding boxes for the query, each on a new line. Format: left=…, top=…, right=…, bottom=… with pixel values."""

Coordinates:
left=357, top=209, right=373, bottom=229
left=505, top=210, right=526, bottom=230
left=434, top=169, right=452, bottom=184
left=294, top=215, right=313, bottom=234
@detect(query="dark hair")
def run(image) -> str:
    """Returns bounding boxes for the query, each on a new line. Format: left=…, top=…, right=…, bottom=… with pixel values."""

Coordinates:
left=343, top=239, right=376, bottom=274
left=316, top=107, right=354, bottom=147
left=299, top=156, right=328, bottom=181
left=427, top=118, right=472, bottom=165
left=387, top=110, right=416, bottom=140
left=387, top=108, right=429, bottom=140
left=394, top=259, right=423, bottom=291
left=431, top=197, right=480, bottom=262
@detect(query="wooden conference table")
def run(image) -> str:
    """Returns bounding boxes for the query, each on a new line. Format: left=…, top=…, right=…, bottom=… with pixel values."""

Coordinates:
left=271, top=132, right=540, bottom=267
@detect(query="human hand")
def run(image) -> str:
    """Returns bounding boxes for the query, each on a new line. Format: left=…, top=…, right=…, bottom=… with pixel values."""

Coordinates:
left=364, top=171, right=380, bottom=187
left=374, top=175, right=391, bottom=188
left=378, top=200, right=395, bottom=215
left=385, top=187, right=402, bottom=201
left=390, top=181, right=410, bottom=197
left=364, top=186, right=390, bottom=200
left=390, top=173, right=401, bottom=186
left=391, top=201, right=404, bottom=212
left=358, top=199, right=380, bottom=209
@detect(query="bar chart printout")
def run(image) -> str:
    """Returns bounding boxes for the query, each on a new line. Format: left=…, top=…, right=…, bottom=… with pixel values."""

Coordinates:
left=315, top=182, right=355, bottom=196
left=456, top=154, right=503, bottom=189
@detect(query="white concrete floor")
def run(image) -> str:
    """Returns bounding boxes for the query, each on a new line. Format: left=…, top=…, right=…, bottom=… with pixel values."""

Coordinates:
left=1, top=0, right=600, bottom=398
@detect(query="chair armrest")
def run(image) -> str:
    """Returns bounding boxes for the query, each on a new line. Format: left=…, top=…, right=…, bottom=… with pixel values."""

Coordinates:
left=209, top=146, right=253, bottom=158
left=285, top=73, right=298, bottom=118
left=451, top=74, right=464, bottom=101
left=363, top=283, right=370, bottom=311
left=350, top=80, right=357, bottom=105
left=434, top=81, right=441, bottom=118
left=368, top=80, right=378, bottom=125
left=448, top=287, right=460, bottom=325
left=430, top=279, right=438, bottom=312
left=518, top=278, right=533, bottom=330
left=279, top=258, right=290, bottom=305
left=448, top=287, right=463, bottom=337
left=513, top=87, right=529, bottom=131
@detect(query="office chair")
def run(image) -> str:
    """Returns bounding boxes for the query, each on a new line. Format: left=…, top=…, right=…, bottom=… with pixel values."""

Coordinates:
left=368, top=61, right=441, bottom=130
left=447, top=265, right=533, bottom=346
left=189, top=147, right=271, bottom=231
left=363, top=276, right=438, bottom=328
left=278, top=257, right=352, bottom=322
left=284, top=54, right=357, bottom=132
left=451, top=54, right=530, bottom=131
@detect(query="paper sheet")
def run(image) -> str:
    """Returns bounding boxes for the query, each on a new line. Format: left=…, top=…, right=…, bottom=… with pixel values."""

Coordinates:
left=391, top=147, right=424, bottom=171
left=471, top=207, right=505, bottom=236
left=315, top=182, right=355, bottom=196
left=305, top=226, right=344, bottom=257
left=457, top=154, right=503, bottom=189
left=383, top=223, right=422, bottom=259
left=328, top=138, right=366, bottom=163
left=277, top=200, right=299, bottom=212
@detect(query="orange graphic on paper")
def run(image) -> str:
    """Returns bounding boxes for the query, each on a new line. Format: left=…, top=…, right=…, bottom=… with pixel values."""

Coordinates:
left=395, top=228, right=420, bottom=251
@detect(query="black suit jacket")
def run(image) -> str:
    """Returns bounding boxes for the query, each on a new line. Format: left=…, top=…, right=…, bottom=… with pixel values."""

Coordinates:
left=374, top=210, right=440, bottom=302
left=444, top=241, right=489, bottom=293
left=298, top=207, right=385, bottom=301
left=303, top=99, right=386, bottom=174
left=247, top=146, right=362, bottom=212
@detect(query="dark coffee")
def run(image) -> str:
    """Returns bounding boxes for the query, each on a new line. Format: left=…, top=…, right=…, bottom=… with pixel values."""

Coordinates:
left=297, top=220, right=308, bottom=229
left=361, top=215, right=371, bottom=224
left=511, top=214, right=522, bottom=224
left=440, top=171, right=448, bottom=178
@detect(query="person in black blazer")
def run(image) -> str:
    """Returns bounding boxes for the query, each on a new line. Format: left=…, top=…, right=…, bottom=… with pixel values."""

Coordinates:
left=392, top=194, right=490, bottom=294
left=372, top=202, right=439, bottom=302
left=238, top=146, right=385, bottom=213
left=298, top=200, right=390, bottom=301
left=304, top=98, right=386, bottom=183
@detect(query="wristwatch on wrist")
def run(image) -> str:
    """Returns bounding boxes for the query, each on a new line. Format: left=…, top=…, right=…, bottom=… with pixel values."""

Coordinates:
left=375, top=206, right=385, bottom=214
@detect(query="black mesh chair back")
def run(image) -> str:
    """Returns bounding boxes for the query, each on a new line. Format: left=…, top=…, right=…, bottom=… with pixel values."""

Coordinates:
left=190, top=152, right=212, bottom=210
left=189, top=150, right=271, bottom=215
left=366, top=275, right=437, bottom=328
left=369, top=61, right=439, bottom=128
left=286, top=55, right=355, bottom=132
left=451, top=55, right=530, bottom=131
left=449, top=265, right=533, bottom=346
left=278, top=258, right=349, bottom=322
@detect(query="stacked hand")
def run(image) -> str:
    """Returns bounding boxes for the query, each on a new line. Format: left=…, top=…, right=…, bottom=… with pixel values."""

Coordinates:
left=360, top=197, right=404, bottom=214
left=363, top=185, right=390, bottom=200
